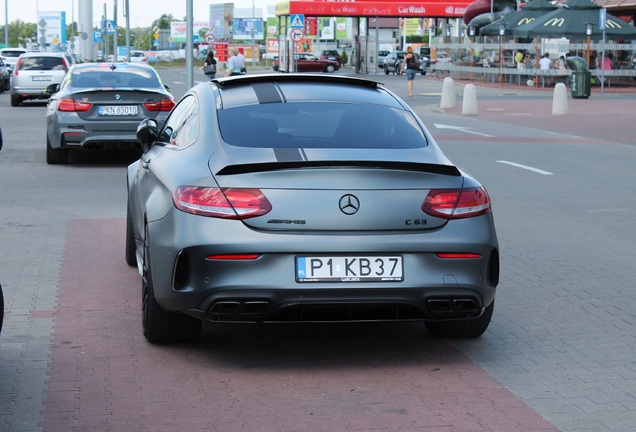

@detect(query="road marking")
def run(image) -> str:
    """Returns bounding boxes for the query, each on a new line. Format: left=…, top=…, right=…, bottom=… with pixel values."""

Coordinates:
left=497, top=160, right=553, bottom=175
left=434, top=123, right=494, bottom=137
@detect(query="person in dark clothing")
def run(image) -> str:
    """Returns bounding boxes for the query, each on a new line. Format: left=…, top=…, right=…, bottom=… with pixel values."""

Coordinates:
left=203, top=50, right=217, bottom=80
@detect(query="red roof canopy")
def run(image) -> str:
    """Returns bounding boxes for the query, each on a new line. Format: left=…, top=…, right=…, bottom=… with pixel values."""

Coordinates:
left=275, top=1, right=471, bottom=17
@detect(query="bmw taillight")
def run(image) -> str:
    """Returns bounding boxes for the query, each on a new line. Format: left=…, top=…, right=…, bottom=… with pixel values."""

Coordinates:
left=144, top=98, right=174, bottom=111
left=57, top=98, right=92, bottom=112
left=172, top=186, right=272, bottom=219
left=422, top=187, right=491, bottom=219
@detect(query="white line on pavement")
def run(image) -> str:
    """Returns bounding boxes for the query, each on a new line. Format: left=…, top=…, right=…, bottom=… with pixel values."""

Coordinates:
left=497, top=160, right=553, bottom=175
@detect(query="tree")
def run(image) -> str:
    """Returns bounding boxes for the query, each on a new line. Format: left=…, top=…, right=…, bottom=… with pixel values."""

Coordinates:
left=0, top=20, right=38, bottom=48
left=152, top=14, right=175, bottom=30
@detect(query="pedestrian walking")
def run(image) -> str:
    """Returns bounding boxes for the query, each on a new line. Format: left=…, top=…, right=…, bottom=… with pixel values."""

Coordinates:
left=402, top=46, right=419, bottom=97
left=203, top=50, right=217, bottom=80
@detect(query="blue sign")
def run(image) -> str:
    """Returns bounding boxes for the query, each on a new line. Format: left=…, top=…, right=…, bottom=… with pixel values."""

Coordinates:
left=102, top=20, right=116, bottom=34
left=93, top=31, right=102, bottom=43
left=290, top=14, right=304, bottom=29
left=599, top=8, right=607, bottom=30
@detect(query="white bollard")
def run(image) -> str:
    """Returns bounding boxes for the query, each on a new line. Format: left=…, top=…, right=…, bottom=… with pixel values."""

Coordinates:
left=440, top=77, right=456, bottom=109
left=552, top=82, right=569, bottom=115
left=462, top=84, right=479, bottom=116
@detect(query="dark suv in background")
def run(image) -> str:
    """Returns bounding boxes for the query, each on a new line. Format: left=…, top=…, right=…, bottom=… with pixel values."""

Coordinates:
left=317, top=50, right=342, bottom=66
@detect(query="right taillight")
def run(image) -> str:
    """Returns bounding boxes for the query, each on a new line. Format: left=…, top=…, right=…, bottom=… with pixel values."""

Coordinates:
left=172, top=186, right=272, bottom=219
left=422, top=187, right=491, bottom=219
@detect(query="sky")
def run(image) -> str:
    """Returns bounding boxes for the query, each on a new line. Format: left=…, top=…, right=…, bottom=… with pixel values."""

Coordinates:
left=1, top=0, right=274, bottom=28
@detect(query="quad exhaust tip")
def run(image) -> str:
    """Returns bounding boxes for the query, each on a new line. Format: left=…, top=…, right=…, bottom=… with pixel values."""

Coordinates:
left=208, top=300, right=270, bottom=318
left=427, top=298, right=479, bottom=315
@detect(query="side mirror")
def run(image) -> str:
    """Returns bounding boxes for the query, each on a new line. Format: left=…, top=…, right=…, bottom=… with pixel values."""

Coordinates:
left=136, top=118, right=159, bottom=153
left=45, top=83, right=60, bottom=94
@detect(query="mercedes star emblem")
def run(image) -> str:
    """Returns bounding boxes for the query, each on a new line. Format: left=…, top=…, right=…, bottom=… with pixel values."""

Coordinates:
left=339, top=194, right=360, bottom=215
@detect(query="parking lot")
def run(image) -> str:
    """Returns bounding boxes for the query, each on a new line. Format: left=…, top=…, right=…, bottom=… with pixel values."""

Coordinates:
left=1, top=69, right=635, bottom=431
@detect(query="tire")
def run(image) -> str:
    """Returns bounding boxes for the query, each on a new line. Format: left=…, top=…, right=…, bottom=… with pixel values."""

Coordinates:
left=326, top=64, right=335, bottom=73
left=425, top=300, right=494, bottom=338
left=10, top=94, right=20, bottom=107
left=4, top=80, right=9, bottom=91
left=125, top=199, right=137, bottom=267
left=384, top=67, right=389, bottom=75
left=141, top=229, right=201, bottom=344
left=46, top=136, right=68, bottom=165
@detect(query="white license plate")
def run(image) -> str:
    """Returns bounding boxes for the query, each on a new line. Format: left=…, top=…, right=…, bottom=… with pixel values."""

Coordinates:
left=32, top=76, right=52, bottom=81
left=296, top=256, right=403, bottom=282
left=98, top=105, right=139, bottom=116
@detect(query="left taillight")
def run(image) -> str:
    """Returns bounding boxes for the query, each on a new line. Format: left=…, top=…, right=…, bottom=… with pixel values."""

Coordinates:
left=144, top=98, right=174, bottom=111
left=422, top=187, right=491, bottom=220
left=172, top=186, right=272, bottom=219
left=57, top=98, right=92, bottom=112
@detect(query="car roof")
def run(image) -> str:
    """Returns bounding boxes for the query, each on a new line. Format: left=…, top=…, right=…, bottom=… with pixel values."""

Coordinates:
left=19, top=51, right=68, bottom=58
left=72, top=62, right=153, bottom=70
left=209, top=74, right=404, bottom=110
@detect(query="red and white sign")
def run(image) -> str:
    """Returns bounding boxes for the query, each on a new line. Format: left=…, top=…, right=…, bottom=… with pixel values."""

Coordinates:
left=290, top=28, right=305, bottom=41
left=280, top=1, right=469, bottom=17
left=204, top=32, right=215, bottom=44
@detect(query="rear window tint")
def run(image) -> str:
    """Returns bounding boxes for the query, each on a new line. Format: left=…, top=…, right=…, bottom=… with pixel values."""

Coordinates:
left=70, top=69, right=160, bottom=88
left=19, top=56, right=66, bottom=71
left=1, top=50, right=26, bottom=57
left=218, top=102, right=427, bottom=149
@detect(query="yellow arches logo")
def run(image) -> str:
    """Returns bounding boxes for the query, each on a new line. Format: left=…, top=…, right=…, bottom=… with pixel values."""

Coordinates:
left=544, top=18, right=565, bottom=27
left=605, top=19, right=622, bottom=29
left=517, top=18, right=535, bottom=26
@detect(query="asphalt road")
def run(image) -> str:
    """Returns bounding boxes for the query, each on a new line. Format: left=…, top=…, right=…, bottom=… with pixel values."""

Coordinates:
left=0, top=68, right=635, bottom=432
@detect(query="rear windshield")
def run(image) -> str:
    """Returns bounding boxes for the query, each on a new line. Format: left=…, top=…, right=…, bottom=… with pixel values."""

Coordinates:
left=69, top=68, right=160, bottom=88
left=218, top=102, right=428, bottom=149
left=19, top=56, right=66, bottom=71
left=2, top=50, right=25, bottom=58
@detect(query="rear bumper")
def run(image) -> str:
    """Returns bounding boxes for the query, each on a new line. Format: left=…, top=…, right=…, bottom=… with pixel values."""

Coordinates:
left=144, top=209, right=499, bottom=323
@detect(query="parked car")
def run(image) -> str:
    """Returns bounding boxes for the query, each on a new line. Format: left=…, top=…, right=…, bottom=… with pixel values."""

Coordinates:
left=383, top=51, right=406, bottom=75
left=10, top=52, right=71, bottom=106
left=130, top=50, right=148, bottom=63
left=0, top=58, right=10, bottom=91
left=45, top=62, right=174, bottom=164
left=0, top=48, right=27, bottom=74
left=418, top=55, right=430, bottom=75
left=273, top=54, right=340, bottom=73
left=317, top=49, right=343, bottom=65
left=126, top=74, right=499, bottom=343
left=377, top=50, right=390, bottom=68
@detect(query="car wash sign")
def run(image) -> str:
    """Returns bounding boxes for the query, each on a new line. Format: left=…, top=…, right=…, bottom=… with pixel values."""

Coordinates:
left=37, top=11, right=67, bottom=46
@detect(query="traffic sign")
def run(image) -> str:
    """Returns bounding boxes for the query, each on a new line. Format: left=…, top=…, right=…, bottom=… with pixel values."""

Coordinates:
left=204, top=32, right=215, bottom=44
left=290, top=14, right=304, bottom=28
left=290, top=28, right=304, bottom=42
left=599, top=8, right=607, bottom=30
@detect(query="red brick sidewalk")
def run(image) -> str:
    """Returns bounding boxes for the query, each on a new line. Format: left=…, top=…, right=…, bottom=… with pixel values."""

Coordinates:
left=41, top=219, right=559, bottom=432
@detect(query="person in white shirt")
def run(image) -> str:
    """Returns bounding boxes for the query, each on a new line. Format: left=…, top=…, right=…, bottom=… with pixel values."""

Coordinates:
left=539, top=53, right=552, bottom=70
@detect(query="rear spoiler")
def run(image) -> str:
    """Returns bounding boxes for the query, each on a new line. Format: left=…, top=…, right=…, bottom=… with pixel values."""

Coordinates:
left=216, top=160, right=460, bottom=177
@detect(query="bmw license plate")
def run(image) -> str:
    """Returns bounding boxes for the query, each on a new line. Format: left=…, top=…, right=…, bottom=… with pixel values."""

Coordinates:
left=32, top=76, right=52, bottom=81
left=98, top=105, right=139, bottom=116
left=296, top=256, right=403, bottom=282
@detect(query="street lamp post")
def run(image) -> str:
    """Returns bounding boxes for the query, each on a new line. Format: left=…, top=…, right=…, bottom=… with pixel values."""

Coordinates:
left=498, top=20, right=506, bottom=86
left=585, top=20, right=594, bottom=67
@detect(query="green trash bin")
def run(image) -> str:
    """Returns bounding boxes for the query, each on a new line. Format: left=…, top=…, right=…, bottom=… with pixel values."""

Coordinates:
left=566, top=56, right=591, bottom=99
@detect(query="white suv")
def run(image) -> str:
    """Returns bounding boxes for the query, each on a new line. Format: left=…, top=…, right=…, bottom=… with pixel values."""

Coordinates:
left=10, top=52, right=71, bottom=107
left=0, top=48, right=27, bottom=73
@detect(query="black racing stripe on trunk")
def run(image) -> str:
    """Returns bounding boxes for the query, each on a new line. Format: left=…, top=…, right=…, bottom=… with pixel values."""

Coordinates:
left=274, top=147, right=305, bottom=162
left=252, top=82, right=283, bottom=104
